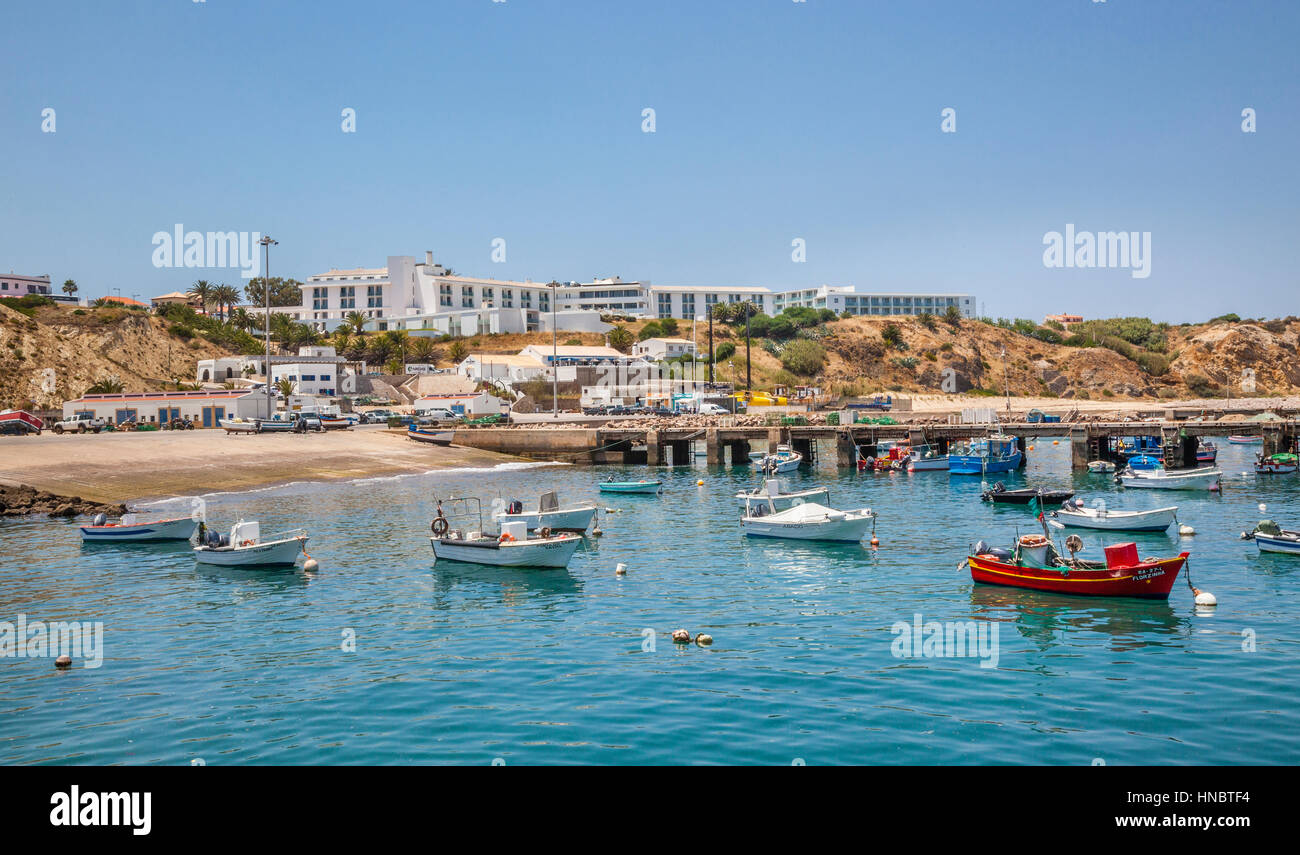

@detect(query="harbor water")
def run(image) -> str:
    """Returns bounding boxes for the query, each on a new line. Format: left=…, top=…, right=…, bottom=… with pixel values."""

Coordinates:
left=1, top=441, right=1298, bottom=765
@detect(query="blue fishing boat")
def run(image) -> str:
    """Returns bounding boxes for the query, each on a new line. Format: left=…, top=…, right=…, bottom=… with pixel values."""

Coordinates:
left=1127, top=454, right=1163, bottom=470
left=949, top=435, right=1024, bottom=475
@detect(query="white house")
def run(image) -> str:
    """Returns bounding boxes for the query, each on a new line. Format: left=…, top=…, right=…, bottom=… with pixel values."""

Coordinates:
left=62, top=390, right=269, bottom=427
left=413, top=392, right=505, bottom=417
left=632, top=337, right=697, bottom=361
left=457, top=353, right=547, bottom=384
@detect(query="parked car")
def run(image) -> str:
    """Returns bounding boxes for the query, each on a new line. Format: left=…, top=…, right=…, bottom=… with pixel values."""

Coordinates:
left=415, top=408, right=458, bottom=422
left=50, top=416, right=107, bottom=434
left=293, top=413, right=324, bottom=433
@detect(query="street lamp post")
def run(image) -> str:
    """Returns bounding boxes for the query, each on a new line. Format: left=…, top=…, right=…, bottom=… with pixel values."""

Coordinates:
left=744, top=301, right=752, bottom=391
left=260, top=236, right=278, bottom=420
left=707, top=307, right=714, bottom=385
left=548, top=280, right=559, bottom=418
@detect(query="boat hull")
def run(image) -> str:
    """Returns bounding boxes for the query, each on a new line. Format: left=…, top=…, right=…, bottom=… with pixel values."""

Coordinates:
left=983, top=489, right=1074, bottom=505
left=906, top=456, right=949, bottom=471
left=1229, top=436, right=1263, bottom=444
left=492, top=505, right=597, bottom=532
left=949, top=452, right=1023, bottom=475
left=968, top=552, right=1187, bottom=599
left=193, top=536, right=306, bottom=566
left=408, top=428, right=455, bottom=446
left=1052, top=506, right=1178, bottom=532
left=219, top=420, right=259, bottom=434
left=256, top=420, right=295, bottom=432
left=599, top=482, right=662, bottom=494
left=80, top=516, right=199, bottom=542
left=1253, top=533, right=1300, bottom=555
left=1119, top=468, right=1221, bottom=490
left=741, top=512, right=874, bottom=542
left=430, top=535, right=581, bottom=567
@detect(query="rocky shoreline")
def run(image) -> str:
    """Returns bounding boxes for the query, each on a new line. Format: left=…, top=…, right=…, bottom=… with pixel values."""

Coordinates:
left=0, top=484, right=127, bottom=518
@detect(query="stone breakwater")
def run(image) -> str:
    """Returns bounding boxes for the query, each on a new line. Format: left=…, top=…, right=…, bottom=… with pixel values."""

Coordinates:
left=0, top=484, right=127, bottom=518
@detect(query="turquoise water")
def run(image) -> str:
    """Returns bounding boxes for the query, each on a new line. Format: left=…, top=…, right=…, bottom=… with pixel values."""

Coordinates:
left=1, top=440, right=1298, bottom=765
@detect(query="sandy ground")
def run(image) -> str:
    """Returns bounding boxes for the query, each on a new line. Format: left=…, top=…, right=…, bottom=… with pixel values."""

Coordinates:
left=0, top=426, right=513, bottom=504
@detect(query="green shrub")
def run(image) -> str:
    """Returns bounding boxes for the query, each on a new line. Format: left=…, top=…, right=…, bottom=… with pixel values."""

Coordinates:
left=780, top=340, right=826, bottom=375
left=714, top=342, right=736, bottom=361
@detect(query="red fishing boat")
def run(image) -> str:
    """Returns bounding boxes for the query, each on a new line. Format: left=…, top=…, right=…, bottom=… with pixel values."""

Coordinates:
left=966, top=537, right=1189, bottom=599
left=0, top=409, right=43, bottom=435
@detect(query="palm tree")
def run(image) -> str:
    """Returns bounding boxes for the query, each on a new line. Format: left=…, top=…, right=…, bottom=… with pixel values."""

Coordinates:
left=187, top=280, right=213, bottom=315
left=214, top=284, right=241, bottom=322
left=447, top=340, right=469, bottom=363
left=344, top=310, right=368, bottom=335
left=229, top=307, right=254, bottom=333
left=274, top=377, right=296, bottom=398
left=85, top=374, right=124, bottom=394
left=62, top=279, right=78, bottom=298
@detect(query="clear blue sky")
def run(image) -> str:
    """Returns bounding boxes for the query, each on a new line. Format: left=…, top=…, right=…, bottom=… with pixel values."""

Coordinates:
left=3, top=0, right=1296, bottom=322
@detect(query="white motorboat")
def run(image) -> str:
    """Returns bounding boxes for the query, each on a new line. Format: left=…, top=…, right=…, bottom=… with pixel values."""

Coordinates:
left=255, top=417, right=296, bottom=433
left=430, top=498, right=581, bottom=568
left=757, top=444, right=803, bottom=474
left=734, top=478, right=829, bottom=511
left=193, top=520, right=308, bottom=566
left=493, top=490, right=597, bottom=532
left=904, top=445, right=949, bottom=472
left=1117, top=466, right=1221, bottom=491
left=408, top=425, right=456, bottom=446
left=1086, top=460, right=1117, bottom=473
left=1049, top=501, right=1178, bottom=532
left=80, top=513, right=200, bottom=542
left=1242, top=520, right=1300, bottom=555
left=220, top=417, right=260, bottom=435
left=740, top=498, right=876, bottom=542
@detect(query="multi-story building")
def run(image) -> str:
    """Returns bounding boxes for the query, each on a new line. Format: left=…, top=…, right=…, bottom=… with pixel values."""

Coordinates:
left=1, top=273, right=53, bottom=297
left=295, top=251, right=976, bottom=332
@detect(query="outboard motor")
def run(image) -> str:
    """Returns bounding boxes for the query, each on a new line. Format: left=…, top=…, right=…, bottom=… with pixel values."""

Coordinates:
left=974, top=539, right=991, bottom=555
left=92, top=512, right=107, bottom=527
left=508, top=500, right=523, bottom=515
left=203, top=528, right=222, bottom=548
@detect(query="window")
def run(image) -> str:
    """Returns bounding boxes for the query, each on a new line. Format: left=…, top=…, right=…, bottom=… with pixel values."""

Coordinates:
left=462, top=286, right=474, bottom=308
left=440, top=284, right=452, bottom=307
left=482, top=287, right=494, bottom=306
left=312, top=287, right=327, bottom=310
left=657, top=293, right=672, bottom=318
left=682, top=294, right=695, bottom=318
left=502, top=289, right=513, bottom=308
left=521, top=290, right=532, bottom=308
left=340, top=286, right=355, bottom=309
left=367, top=285, right=382, bottom=308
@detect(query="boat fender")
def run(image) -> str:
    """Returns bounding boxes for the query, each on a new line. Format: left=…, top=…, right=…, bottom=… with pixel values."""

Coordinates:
left=431, top=517, right=449, bottom=536
left=92, top=512, right=107, bottom=527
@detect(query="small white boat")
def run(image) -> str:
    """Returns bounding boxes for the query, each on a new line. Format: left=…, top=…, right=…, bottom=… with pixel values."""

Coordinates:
left=193, top=520, right=308, bottom=566
left=740, top=498, right=876, bottom=542
left=1086, top=460, right=1117, bottom=474
left=80, top=513, right=199, bottom=542
left=735, top=478, right=829, bottom=511
left=757, top=444, right=803, bottom=474
left=1117, top=466, right=1221, bottom=491
left=320, top=415, right=351, bottom=430
left=493, top=490, right=597, bottom=532
left=1243, top=520, right=1300, bottom=555
left=1050, top=501, right=1178, bottom=532
left=220, top=418, right=260, bottom=435
left=904, top=445, right=949, bottom=472
left=430, top=513, right=580, bottom=567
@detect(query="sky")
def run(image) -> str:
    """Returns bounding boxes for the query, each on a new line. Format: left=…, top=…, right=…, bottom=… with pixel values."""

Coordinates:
left=2, top=0, right=1297, bottom=322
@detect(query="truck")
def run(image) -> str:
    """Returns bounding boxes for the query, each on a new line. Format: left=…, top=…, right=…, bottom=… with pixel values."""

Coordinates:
left=50, top=415, right=107, bottom=434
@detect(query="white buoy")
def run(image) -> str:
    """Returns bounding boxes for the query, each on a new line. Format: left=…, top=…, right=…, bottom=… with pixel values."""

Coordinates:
left=301, top=556, right=319, bottom=572
left=1259, top=503, right=1267, bottom=514
left=672, top=629, right=691, bottom=644
left=1193, top=588, right=1217, bottom=606
left=615, top=562, right=627, bottom=575
left=1179, top=524, right=1195, bottom=536
left=695, top=633, right=713, bottom=646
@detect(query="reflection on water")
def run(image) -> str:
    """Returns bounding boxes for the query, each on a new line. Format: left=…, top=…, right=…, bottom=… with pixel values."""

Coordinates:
left=0, top=440, right=1297, bottom=764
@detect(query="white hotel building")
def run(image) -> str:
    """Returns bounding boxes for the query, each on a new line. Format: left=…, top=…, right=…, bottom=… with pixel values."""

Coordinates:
left=296, top=252, right=975, bottom=334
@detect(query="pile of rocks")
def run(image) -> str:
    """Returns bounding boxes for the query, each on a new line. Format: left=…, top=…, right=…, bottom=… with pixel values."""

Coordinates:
left=0, top=484, right=126, bottom=518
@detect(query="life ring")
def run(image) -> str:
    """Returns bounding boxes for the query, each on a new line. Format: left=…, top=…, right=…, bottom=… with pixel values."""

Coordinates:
left=499, top=532, right=515, bottom=543
left=431, top=517, right=449, bottom=536
left=1018, top=534, right=1050, bottom=548
left=538, top=526, right=552, bottom=539
left=240, top=539, right=255, bottom=548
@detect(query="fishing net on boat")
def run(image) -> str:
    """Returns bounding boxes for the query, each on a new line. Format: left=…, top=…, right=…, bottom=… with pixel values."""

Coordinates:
left=1256, top=519, right=1282, bottom=536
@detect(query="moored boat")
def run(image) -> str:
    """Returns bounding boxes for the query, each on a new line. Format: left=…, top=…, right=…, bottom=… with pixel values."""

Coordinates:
left=980, top=483, right=1074, bottom=505
left=220, top=417, right=260, bottom=435
left=1242, top=519, right=1300, bottom=555
left=193, top=520, right=308, bottom=566
left=1196, top=442, right=1218, bottom=464
left=757, top=444, right=803, bottom=474
left=740, top=497, right=876, bottom=542
left=949, top=435, right=1024, bottom=475
left=966, top=537, right=1188, bottom=599
left=0, top=409, right=43, bottom=434
left=493, top=490, right=597, bottom=532
left=319, top=415, right=351, bottom=430
left=1086, top=460, right=1117, bottom=473
left=599, top=478, right=662, bottom=494
left=255, top=417, right=296, bottom=432
left=1229, top=435, right=1263, bottom=444
left=408, top=425, right=455, bottom=446
left=1049, top=500, right=1178, bottom=532
left=80, top=513, right=200, bottom=542
left=1254, top=452, right=1298, bottom=474
left=1117, top=466, right=1221, bottom=490
left=904, top=444, right=949, bottom=471
left=430, top=498, right=581, bottom=568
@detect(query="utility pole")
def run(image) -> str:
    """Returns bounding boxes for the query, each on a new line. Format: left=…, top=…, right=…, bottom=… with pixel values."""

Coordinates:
left=260, top=236, right=278, bottom=420
left=548, top=280, right=559, bottom=418
left=707, top=306, right=714, bottom=385
left=744, top=301, right=752, bottom=391
left=1001, top=342, right=1010, bottom=412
